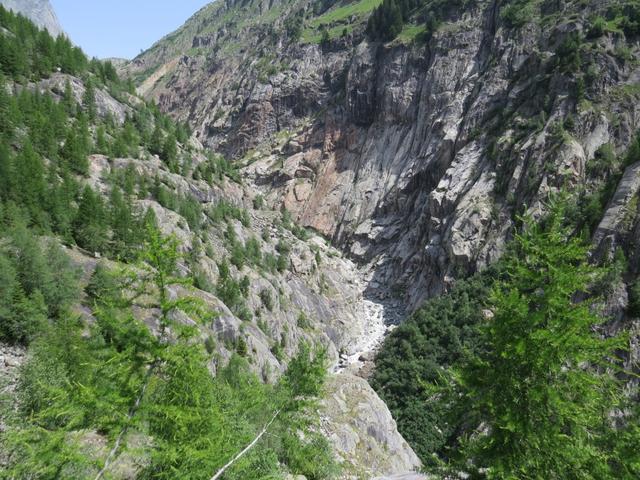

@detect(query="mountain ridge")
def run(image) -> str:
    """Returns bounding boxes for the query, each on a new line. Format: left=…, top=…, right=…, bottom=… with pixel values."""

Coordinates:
left=128, top=0, right=640, bottom=309
left=0, top=0, right=63, bottom=36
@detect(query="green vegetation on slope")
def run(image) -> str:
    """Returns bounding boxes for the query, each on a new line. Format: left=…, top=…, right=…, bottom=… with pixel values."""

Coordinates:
left=373, top=198, right=640, bottom=478
left=371, top=272, right=492, bottom=463
left=3, top=228, right=336, bottom=479
left=0, top=7, right=338, bottom=479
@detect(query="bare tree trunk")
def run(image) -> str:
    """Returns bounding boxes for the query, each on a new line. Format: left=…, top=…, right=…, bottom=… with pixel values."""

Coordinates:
left=210, top=409, right=281, bottom=480
left=94, top=363, right=157, bottom=480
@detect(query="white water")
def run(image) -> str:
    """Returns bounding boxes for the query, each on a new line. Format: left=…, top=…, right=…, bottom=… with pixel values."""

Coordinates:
left=332, top=266, right=405, bottom=375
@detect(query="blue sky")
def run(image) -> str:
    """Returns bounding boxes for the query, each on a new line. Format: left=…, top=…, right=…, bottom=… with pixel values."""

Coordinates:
left=51, top=0, right=213, bottom=59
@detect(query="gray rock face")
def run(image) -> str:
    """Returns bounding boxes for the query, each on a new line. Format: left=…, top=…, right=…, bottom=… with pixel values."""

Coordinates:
left=320, top=374, right=422, bottom=479
left=128, top=0, right=640, bottom=313
left=594, top=162, right=640, bottom=259
left=0, top=0, right=64, bottom=36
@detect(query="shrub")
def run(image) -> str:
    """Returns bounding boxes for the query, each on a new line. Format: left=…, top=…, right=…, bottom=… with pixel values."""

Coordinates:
left=260, top=288, right=274, bottom=311
left=502, top=0, right=535, bottom=28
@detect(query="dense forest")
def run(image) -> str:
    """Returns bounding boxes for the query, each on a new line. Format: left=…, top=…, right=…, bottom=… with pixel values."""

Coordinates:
left=0, top=6, right=336, bottom=479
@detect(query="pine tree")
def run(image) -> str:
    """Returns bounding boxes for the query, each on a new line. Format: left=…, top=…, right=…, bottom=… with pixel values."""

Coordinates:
left=96, top=124, right=110, bottom=155
left=459, top=199, right=626, bottom=479
left=109, top=187, right=141, bottom=260
left=0, top=142, right=12, bottom=199
left=46, top=171, right=78, bottom=241
left=149, top=123, right=164, bottom=157
left=82, top=77, right=97, bottom=122
left=0, top=73, right=14, bottom=138
left=13, top=141, right=47, bottom=225
left=62, top=78, right=76, bottom=115
left=0, top=252, right=21, bottom=342
left=61, top=126, right=89, bottom=175
left=161, top=132, right=178, bottom=170
left=73, top=185, right=107, bottom=253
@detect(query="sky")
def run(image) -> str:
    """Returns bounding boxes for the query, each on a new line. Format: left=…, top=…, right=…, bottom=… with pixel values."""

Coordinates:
left=51, top=0, right=213, bottom=60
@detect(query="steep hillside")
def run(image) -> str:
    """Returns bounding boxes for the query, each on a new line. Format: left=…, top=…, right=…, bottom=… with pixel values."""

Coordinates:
left=0, top=0, right=63, bottom=36
left=130, top=0, right=640, bottom=310
left=127, top=1, right=640, bottom=475
left=0, top=7, right=422, bottom=479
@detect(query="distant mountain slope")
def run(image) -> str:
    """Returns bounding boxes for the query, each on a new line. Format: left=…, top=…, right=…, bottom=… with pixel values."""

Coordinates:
left=0, top=0, right=64, bottom=36
left=126, top=0, right=640, bottom=312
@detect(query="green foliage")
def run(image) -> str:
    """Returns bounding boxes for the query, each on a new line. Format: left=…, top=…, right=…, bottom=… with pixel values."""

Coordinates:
left=4, top=227, right=335, bottom=478
left=371, top=272, right=492, bottom=463
left=0, top=5, right=87, bottom=80
left=285, top=10, right=305, bottom=41
left=587, top=143, right=618, bottom=177
left=587, top=16, right=608, bottom=39
left=161, top=132, right=178, bottom=170
left=208, top=199, right=251, bottom=226
left=366, top=0, right=407, bottom=41
left=151, top=179, right=204, bottom=231
left=280, top=208, right=309, bottom=240
left=556, top=31, right=583, bottom=73
left=628, top=280, right=640, bottom=317
left=194, top=153, right=239, bottom=183
left=0, top=30, right=183, bottom=264
left=260, top=288, right=275, bottom=311
left=0, top=225, right=80, bottom=344
left=501, top=0, right=535, bottom=28
left=253, top=194, right=265, bottom=210
left=457, top=199, right=627, bottom=479
left=73, top=185, right=108, bottom=253
left=619, top=1, right=640, bottom=37
left=320, top=25, right=331, bottom=47
left=216, top=259, right=251, bottom=319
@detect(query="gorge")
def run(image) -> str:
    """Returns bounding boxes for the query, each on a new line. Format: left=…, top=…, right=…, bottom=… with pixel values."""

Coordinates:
left=1, top=0, right=640, bottom=478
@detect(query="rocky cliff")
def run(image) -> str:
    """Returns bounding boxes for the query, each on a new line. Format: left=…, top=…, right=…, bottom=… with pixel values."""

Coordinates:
left=0, top=0, right=64, bottom=36
left=126, top=0, right=640, bottom=315
left=120, top=0, right=640, bottom=475
left=0, top=66, right=423, bottom=478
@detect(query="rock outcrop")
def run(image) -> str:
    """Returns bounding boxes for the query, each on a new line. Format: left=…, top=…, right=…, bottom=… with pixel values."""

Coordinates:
left=0, top=0, right=64, bottom=37
left=127, top=0, right=640, bottom=313
left=320, top=374, right=422, bottom=479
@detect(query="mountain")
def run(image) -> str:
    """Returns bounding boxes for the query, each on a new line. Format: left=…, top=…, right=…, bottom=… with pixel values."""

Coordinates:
left=0, top=5, right=422, bottom=478
left=1, top=0, right=640, bottom=478
left=127, top=0, right=640, bottom=473
left=127, top=0, right=640, bottom=310
left=0, top=0, right=64, bottom=36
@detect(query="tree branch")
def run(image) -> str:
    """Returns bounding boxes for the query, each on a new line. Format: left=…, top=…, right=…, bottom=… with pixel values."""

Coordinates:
left=210, top=409, right=281, bottom=480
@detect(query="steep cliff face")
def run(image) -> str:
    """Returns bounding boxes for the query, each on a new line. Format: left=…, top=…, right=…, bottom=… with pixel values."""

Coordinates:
left=129, top=0, right=640, bottom=311
left=0, top=0, right=64, bottom=36
left=0, top=66, right=423, bottom=478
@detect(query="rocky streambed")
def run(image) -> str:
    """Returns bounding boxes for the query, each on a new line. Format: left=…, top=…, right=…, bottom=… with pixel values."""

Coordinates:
left=333, top=265, right=404, bottom=377
left=319, top=261, right=427, bottom=480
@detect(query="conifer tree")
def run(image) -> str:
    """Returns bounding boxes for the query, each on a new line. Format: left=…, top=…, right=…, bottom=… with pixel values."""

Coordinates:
left=73, top=185, right=108, bottom=253
left=0, top=73, right=13, bottom=138
left=62, top=78, right=76, bottom=115
left=61, top=125, right=89, bottom=175
left=161, top=132, right=178, bottom=170
left=82, top=77, right=97, bottom=122
left=459, top=200, right=626, bottom=479
left=0, top=142, right=12, bottom=199
left=96, top=124, right=110, bottom=155
left=149, top=122, right=164, bottom=157
left=13, top=141, right=46, bottom=224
